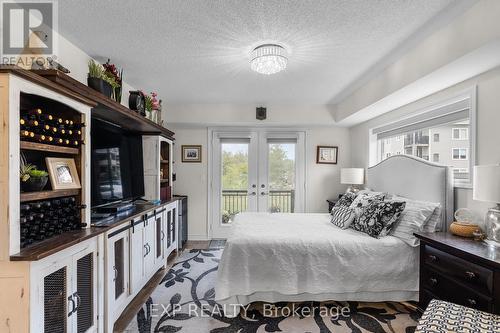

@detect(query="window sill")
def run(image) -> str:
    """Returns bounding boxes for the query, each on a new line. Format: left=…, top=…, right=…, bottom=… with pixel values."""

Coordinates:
left=454, top=182, right=472, bottom=189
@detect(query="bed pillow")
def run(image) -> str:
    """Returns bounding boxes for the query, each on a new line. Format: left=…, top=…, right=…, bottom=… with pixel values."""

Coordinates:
left=389, top=196, right=440, bottom=246
left=422, top=205, right=443, bottom=232
left=349, top=190, right=386, bottom=219
left=351, top=200, right=406, bottom=238
left=330, top=206, right=356, bottom=229
left=331, top=192, right=358, bottom=213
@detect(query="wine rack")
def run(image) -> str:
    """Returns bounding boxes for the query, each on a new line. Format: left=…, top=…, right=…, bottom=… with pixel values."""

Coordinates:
left=19, top=107, right=84, bottom=147
left=19, top=196, right=87, bottom=248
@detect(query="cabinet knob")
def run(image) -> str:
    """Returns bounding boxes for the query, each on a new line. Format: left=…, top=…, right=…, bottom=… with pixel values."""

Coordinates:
left=465, top=271, right=477, bottom=280
left=467, top=298, right=477, bottom=306
left=428, top=255, right=438, bottom=262
left=429, top=277, right=438, bottom=286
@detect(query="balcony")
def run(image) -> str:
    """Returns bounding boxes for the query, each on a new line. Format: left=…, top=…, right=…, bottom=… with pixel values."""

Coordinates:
left=404, top=135, right=429, bottom=146
left=221, top=189, right=295, bottom=223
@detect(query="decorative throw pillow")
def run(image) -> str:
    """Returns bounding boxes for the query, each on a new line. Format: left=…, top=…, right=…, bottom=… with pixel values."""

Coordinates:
left=390, top=196, right=440, bottom=246
left=351, top=200, right=406, bottom=238
left=331, top=192, right=358, bottom=213
left=349, top=191, right=386, bottom=220
left=331, top=205, right=356, bottom=229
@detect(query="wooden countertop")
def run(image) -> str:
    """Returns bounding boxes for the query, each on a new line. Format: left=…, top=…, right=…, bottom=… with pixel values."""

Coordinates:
left=10, top=199, right=179, bottom=261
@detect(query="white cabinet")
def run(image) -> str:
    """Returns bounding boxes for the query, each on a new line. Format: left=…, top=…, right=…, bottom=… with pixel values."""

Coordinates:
left=142, top=135, right=173, bottom=201
left=163, top=201, right=178, bottom=258
left=30, top=238, right=99, bottom=333
left=129, top=217, right=145, bottom=296
left=105, top=225, right=130, bottom=331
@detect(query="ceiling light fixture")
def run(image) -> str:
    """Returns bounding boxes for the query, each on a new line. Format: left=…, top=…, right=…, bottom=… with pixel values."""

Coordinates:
left=250, top=44, right=287, bottom=75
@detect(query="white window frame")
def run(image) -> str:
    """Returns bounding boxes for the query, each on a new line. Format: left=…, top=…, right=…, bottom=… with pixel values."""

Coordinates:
left=368, top=87, right=476, bottom=188
left=433, top=133, right=440, bottom=142
left=433, top=153, right=439, bottom=163
left=452, top=148, right=468, bottom=160
left=452, top=127, right=468, bottom=140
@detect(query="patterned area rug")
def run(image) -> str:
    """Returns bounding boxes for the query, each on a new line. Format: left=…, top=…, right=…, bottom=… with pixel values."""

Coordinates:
left=125, top=249, right=420, bottom=333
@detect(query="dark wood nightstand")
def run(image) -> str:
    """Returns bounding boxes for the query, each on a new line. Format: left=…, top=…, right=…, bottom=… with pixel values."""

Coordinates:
left=415, top=232, right=500, bottom=314
left=327, top=199, right=338, bottom=212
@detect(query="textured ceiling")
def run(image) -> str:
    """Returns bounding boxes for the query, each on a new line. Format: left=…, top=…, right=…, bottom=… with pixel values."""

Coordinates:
left=58, top=0, right=460, bottom=105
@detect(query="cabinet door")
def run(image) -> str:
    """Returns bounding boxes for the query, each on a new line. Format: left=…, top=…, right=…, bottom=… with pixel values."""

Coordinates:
left=72, top=244, right=98, bottom=333
left=154, top=210, right=165, bottom=265
left=32, top=257, right=73, bottom=333
left=143, top=215, right=156, bottom=279
left=129, top=219, right=145, bottom=295
left=106, top=230, right=129, bottom=320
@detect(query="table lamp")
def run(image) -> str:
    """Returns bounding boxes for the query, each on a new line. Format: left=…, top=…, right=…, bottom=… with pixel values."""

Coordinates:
left=341, top=168, right=364, bottom=193
left=473, top=164, right=500, bottom=245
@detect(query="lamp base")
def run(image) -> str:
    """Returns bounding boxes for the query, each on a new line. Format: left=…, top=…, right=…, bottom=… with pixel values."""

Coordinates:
left=485, top=204, right=500, bottom=245
left=346, top=185, right=361, bottom=193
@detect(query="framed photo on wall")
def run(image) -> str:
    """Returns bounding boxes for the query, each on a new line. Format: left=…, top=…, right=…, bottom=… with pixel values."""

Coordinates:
left=45, top=157, right=81, bottom=189
left=182, top=145, right=202, bottom=163
left=316, top=146, right=338, bottom=164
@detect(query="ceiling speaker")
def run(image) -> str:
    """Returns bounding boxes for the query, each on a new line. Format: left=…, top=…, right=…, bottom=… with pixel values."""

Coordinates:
left=256, top=107, right=267, bottom=120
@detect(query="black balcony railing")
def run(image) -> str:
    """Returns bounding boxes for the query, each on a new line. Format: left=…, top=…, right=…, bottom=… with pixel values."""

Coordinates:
left=221, top=189, right=295, bottom=223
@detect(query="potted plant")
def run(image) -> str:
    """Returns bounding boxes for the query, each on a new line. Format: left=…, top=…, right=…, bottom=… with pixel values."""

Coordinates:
left=20, top=156, right=48, bottom=192
left=87, top=60, right=112, bottom=97
left=103, top=59, right=123, bottom=103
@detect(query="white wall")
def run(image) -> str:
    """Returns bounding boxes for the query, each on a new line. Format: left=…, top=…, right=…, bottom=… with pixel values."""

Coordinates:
left=171, top=125, right=350, bottom=240
left=350, top=66, right=500, bottom=227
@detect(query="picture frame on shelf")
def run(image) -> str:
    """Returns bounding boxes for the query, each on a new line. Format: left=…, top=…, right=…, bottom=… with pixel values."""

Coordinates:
left=181, top=145, right=202, bottom=163
left=45, top=157, right=81, bottom=190
left=316, top=146, right=338, bottom=164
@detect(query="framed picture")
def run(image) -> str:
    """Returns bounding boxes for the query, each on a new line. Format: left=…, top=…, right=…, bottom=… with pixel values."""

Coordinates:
left=316, top=146, right=338, bottom=164
left=182, top=145, right=202, bottom=163
left=45, top=157, right=81, bottom=190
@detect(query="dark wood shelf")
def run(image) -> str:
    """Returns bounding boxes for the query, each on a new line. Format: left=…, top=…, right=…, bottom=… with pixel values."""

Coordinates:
left=20, top=189, right=80, bottom=202
left=31, top=69, right=175, bottom=139
left=160, top=159, right=169, bottom=164
left=21, top=140, right=79, bottom=155
left=160, top=179, right=169, bottom=184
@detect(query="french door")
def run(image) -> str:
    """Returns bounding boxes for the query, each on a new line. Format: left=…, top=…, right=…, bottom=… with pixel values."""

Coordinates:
left=210, top=129, right=305, bottom=238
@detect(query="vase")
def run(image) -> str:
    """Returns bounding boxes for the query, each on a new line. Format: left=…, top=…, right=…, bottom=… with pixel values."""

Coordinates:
left=114, top=86, right=122, bottom=103
left=21, top=175, right=48, bottom=192
left=87, top=77, right=113, bottom=98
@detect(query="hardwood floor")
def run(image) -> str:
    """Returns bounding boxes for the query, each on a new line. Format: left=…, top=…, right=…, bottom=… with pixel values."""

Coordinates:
left=113, top=240, right=216, bottom=332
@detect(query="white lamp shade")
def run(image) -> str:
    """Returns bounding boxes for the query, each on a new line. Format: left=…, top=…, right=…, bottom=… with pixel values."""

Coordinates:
left=341, top=168, right=364, bottom=185
left=473, top=164, right=500, bottom=203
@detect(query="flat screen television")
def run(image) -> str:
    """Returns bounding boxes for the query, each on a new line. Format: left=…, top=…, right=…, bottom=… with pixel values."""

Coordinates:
left=91, top=118, right=145, bottom=208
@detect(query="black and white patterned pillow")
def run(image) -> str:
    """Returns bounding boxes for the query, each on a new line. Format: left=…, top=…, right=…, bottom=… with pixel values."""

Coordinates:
left=349, top=191, right=386, bottom=220
left=351, top=200, right=406, bottom=238
left=331, top=205, right=356, bottom=229
left=331, top=192, right=357, bottom=214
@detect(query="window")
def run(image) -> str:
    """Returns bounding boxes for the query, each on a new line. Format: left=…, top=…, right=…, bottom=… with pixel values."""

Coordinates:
left=452, top=128, right=468, bottom=140
left=452, top=148, right=468, bottom=160
left=370, top=91, right=475, bottom=187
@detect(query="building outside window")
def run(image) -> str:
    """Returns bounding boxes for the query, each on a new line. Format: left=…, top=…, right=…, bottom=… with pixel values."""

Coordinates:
left=371, top=92, right=475, bottom=187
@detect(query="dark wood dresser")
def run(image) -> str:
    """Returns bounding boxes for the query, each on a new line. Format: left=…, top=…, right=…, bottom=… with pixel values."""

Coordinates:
left=415, top=232, right=500, bottom=314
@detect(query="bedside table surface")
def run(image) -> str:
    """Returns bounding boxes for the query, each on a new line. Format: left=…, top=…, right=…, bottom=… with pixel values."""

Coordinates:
left=415, top=232, right=500, bottom=269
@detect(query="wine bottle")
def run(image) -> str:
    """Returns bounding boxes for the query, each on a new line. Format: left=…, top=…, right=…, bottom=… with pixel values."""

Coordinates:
left=20, top=130, right=31, bottom=139
left=41, top=201, right=51, bottom=209
left=56, top=117, right=63, bottom=125
left=34, top=134, right=47, bottom=143
left=26, top=108, right=42, bottom=117
left=30, top=202, right=42, bottom=210
left=20, top=204, right=31, bottom=213
left=27, top=119, right=39, bottom=127
left=38, top=113, right=54, bottom=122
left=58, top=125, right=66, bottom=135
left=19, top=118, right=26, bottom=127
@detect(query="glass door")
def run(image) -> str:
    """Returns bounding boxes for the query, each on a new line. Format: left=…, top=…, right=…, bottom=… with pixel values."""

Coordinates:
left=210, top=130, right=304, bottom=239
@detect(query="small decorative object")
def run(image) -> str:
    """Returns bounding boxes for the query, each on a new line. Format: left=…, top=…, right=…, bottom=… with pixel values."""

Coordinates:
left=340, top=168, right=364, bottom=193
left=129, top=90, right=146, bottom=116
left=181, top=145, right=202, bottom=163
left=454, top=208, right=475, bottom=224
left=47, top=56, right=70, bottom=73
left=87, top=60, right=112, bottom=97
left=157, top=99, right=163, bottom=125
left=473, top=164, right=500, bottom=246
left=103, top=59, right=123, bottom=103
left=20, top=154, right=48, bottom=192
left=256, top=107, right=267, bottom=120
left=316, top=146, right=338, bottom=164
left=450, top=221, right=481, bottom=238
left=45, top=157, right=81, bottom=190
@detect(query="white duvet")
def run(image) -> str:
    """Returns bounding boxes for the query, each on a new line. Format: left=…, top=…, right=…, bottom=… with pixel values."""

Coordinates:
left=215, top=212, right=419, bottom=306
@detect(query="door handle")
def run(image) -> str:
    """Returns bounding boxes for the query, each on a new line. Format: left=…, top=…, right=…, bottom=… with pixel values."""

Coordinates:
left=251, top=184, right=256, bottom=188
left=161, top=230, right=165, bottom=240
left=261, top=184, right=266, bottom=188
left=73, top=292, right=81, bottom=312
left=248, top=191, right=256, bottom=195
left=113, top=266, right=118, bottom=281
left=68, top=294, right=76, bottom=317
left=144, top=244, right=148, bottom=257
left=261, top=192, right=267, bottom=195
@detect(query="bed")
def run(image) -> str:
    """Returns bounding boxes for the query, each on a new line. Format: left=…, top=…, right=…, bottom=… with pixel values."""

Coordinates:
left=215, top=155, right=453, bottom=316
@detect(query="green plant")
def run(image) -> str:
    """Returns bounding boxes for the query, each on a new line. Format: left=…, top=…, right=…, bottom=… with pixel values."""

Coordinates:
left=102, top=71, right=120, bottom=88
left=88, top=59, right=103, bottom=78
left=20, top=153, right=48, bottom=182
left=144, top=94, right=153, bottom=112
left=29, top=169, right=48, bottom=178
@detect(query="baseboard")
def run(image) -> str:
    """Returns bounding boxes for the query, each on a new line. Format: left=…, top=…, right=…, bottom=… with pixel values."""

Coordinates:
left=187, top=234, right=209, bottom=241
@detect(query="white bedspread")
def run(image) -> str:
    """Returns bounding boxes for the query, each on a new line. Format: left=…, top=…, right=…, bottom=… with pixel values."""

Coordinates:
left=215, top=212, right=419, bottom=306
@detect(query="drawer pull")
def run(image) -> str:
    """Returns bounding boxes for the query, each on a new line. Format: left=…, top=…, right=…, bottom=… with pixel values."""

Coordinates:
left=428, top=254, right=438, bottom=262
left=429, top=277, right=438, bottom=286
left=465, top=271, right=477, bottom=280
left=467, top=298, right=477, bottom=306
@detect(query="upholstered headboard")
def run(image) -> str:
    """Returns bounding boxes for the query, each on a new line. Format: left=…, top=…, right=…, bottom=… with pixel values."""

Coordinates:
left=366, top=155, right=454, bottom=231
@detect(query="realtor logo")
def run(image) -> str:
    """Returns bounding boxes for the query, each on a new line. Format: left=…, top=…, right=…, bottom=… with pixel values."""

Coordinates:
left=1, top=1, right=55, bottom=56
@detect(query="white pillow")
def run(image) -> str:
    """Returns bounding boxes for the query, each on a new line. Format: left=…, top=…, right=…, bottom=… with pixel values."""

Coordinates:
left=422, top=205, right=442, bottom=232
left=390, top=196, right=440, bottom=246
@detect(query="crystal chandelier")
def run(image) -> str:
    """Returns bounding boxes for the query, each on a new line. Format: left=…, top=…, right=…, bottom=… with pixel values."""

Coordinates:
left=250, top=44, right=288, bottom=75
